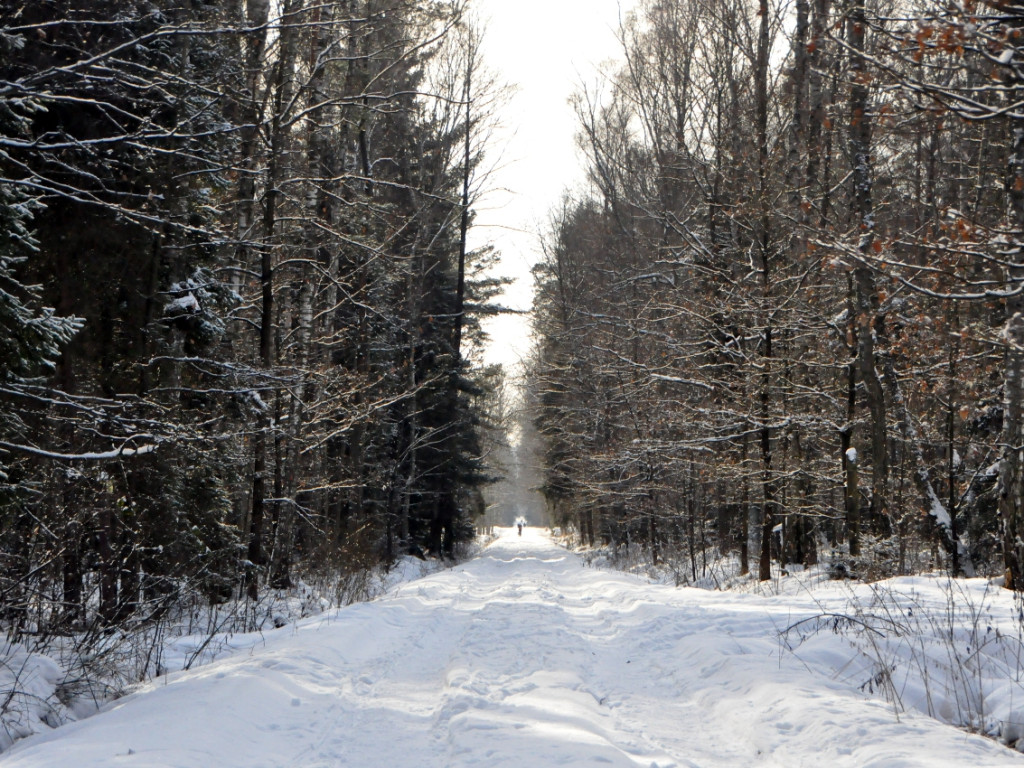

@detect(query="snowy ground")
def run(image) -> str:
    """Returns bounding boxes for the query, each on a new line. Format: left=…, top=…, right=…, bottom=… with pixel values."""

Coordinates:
left=2, top=528, right=1022, bottom=767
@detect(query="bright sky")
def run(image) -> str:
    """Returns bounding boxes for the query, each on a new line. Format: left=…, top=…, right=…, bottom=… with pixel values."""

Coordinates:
left=471, top=0, right=635, bottom=374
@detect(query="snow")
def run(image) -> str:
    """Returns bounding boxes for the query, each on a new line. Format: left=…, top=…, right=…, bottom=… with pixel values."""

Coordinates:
left=163, top=293, right=200, bottom=316
left=0, top=440, right=158, bottom=462
left=0, top=648, right=73, bottom=752
left=925, top=478, right=954, bottom=530
left=846, top=447, right=858, bottom=463
left=3, top=529, right=1022, bottom=767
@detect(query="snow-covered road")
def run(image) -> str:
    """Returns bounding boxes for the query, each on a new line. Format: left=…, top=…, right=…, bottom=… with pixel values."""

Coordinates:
left=3, top=528, right=1020, bottom=767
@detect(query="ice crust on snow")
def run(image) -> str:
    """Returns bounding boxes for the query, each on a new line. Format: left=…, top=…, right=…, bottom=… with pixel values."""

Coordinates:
left=2, top=530, right=1022, bottom=767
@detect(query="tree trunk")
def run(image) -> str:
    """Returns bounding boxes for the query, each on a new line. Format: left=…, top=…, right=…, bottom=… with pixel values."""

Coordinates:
left=844, top=445, right=860, bottom=557
left=247, top=0, right=297, bottom=599
left=740, top=433, right=750, bottom=575
left=755, top=0, right=776, bottom=582
left=97, top=505, right=118, bottom=625
left=233, top=0, right=271, bottom=601
left=849, top=0, right=889, bottom=528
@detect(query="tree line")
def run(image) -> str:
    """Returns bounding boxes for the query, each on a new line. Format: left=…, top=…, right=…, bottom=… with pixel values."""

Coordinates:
left=0, top=0, right=502, bottom=634
left=530, top=0, right=1024, bottom=584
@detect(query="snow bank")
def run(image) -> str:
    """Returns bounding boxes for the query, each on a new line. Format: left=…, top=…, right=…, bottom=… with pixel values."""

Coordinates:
left=782, top=575, right=1024, bottom=748
left=578, top=538, right=1024, bottom=750
left=0, top=647, right=64, bottom=750
left=0, top=643, right=103, bottom=753
left=0, top=552, right=458, bottom=756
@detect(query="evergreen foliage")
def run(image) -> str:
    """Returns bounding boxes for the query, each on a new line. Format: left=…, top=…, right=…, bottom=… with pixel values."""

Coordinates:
left=0, top=0, right=500, bottom=632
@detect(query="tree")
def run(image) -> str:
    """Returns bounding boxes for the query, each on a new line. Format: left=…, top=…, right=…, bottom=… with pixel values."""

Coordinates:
left=530, top=0, right=1012, bottom=582
left=0, top=0, right=505, bottom=636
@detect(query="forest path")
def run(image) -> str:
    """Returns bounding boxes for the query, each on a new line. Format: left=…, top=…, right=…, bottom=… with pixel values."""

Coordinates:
left=2, top=529, right=1019, bottom=767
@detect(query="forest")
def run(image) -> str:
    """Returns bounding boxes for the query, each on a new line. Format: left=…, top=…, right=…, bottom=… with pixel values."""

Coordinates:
left=8, top=0, right=1024, bottom=759
left=529, top=0, right=1024, bottom=586
left=0, top=0, right=504, bottom=640
left=4, top=0, right=1024, bottom=692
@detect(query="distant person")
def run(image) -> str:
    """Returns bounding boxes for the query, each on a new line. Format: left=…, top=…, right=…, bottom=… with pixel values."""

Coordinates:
left=517, top=522, right=523, bottom=536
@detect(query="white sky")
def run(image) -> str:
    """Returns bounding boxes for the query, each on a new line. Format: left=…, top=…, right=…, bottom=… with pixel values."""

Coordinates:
left=470, top=0, right=635, bottom=374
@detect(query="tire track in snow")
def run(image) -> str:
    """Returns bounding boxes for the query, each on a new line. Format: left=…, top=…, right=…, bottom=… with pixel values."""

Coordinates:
left=424, top=537, right=685, bottom=768
left=291, top=600, right=449, bottom=767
